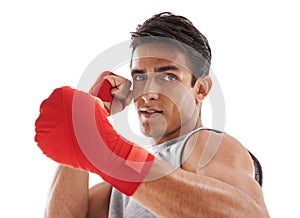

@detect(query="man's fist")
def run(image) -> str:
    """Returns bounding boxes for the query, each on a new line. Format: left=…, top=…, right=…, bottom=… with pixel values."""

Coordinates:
left=89, top=71, right=133, bottom=115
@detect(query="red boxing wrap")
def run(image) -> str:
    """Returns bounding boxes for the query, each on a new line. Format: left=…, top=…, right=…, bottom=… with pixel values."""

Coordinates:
left=34, top=86, right=154, bottom=196
left=89, top=71, right=115, bottom=102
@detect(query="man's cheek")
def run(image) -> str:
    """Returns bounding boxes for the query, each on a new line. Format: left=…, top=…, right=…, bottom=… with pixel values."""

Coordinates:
left=132, top=88, right=142, bottom=101
left=175, top=96, right=196, bottom=117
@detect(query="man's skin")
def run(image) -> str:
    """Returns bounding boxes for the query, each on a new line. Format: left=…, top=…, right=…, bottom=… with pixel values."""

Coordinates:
left=45, top=43, right=269, bottom=217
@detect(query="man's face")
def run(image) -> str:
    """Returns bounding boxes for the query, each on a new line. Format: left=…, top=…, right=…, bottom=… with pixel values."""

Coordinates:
left=131, top=43, right=201, bottom=144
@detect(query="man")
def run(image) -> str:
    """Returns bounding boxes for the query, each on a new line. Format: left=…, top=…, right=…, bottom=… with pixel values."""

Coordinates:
left=35, top=12, right=269, bottom=217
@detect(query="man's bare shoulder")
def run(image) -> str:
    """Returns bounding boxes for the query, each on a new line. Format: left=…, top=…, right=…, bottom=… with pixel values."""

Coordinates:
left=214, top=132, right=254, bottom=176
left=182, top=130, right=253, bottom=175
left=182, top=129, right=265, bottom=205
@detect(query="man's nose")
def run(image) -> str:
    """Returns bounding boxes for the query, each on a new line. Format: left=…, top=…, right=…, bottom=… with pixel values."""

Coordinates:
left=141, top=77, right=160, bottom=102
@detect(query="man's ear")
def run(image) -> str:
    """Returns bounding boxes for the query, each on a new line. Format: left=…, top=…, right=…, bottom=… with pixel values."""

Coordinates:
left=193, top=76, right=212, bottom=103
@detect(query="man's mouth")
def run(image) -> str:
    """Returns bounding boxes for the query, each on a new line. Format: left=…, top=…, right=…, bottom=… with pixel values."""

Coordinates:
left=140, top=108, right=163, bottom=118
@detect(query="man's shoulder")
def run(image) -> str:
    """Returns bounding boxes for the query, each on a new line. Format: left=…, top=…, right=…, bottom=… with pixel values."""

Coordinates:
left=216, top=132, right=254, bottom=173
left=182, top=129, right=266, bottom=205
left=182, top=129, right=254, bottom=177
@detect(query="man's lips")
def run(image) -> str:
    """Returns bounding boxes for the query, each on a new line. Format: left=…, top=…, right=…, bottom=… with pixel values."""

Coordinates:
left=139, top=107, right=163, bottom=118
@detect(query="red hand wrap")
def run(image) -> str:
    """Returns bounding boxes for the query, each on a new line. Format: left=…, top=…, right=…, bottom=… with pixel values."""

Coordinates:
left=89, top=71, right=115, bottom=102
left=34, top=86, right=154, bottom=196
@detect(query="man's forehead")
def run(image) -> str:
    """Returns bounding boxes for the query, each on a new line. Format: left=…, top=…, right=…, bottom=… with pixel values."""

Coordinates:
left=132, top=43, right=190, bottom=69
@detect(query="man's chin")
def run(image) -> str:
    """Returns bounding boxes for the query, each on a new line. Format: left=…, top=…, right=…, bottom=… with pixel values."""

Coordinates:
left=140, top=127, right=165, bottom=142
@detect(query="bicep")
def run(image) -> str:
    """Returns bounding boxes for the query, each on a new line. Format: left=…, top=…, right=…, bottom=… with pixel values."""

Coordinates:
left=87, top=182, right=112, bottom=218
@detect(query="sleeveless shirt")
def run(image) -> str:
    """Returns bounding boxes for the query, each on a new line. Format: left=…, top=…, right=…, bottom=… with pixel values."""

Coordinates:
left=108, top=128, right=263, bottom=218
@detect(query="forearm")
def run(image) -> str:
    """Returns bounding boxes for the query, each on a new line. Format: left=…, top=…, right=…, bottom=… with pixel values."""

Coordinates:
left=133, top=160, right=269, bottom=218
left=45, top=165, right=89, bottom=218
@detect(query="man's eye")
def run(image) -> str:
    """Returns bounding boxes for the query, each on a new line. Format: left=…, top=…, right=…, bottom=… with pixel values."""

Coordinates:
left=164, top=74, right=177, bottom=81
left=133, top=75, right=146, bottom=81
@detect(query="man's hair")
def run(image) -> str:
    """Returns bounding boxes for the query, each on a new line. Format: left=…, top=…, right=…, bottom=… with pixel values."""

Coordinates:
left=130, top=12, right=211, bottom=86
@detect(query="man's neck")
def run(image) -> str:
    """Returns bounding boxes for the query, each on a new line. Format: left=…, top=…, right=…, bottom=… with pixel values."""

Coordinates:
left=153, top=117, right=202, bottom=145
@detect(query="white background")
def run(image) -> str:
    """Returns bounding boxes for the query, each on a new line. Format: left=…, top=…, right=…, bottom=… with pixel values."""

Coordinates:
left=1, top=0, right=299, bottom=217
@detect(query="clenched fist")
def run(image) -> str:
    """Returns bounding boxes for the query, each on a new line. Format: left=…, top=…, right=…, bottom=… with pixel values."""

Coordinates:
left=89, top=71, right=133, bottom=115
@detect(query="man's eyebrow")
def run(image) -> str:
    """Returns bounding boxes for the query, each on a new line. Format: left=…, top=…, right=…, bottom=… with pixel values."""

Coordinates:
left=154, top=65, right=179, bottom=72
left=131, top=69, right=145, bottom=75
left=131, top=65, right=179, bottom=75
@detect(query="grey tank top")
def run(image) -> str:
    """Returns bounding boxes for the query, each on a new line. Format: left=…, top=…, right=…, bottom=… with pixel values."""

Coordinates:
left=108, top=128, right=263, bottom=218
left=108, top=128, right=211, bottom=218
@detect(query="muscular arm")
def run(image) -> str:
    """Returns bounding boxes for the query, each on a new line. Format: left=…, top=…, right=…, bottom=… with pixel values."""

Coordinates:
left=45, top=165, right=89, bottom=218
left=87, top=182, right=112, bottom=218
left=132, top=132, right=269, bottom=217
left=134, top=162, right=268, bottom=217
left=45, top=165, right=111, bottom=218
